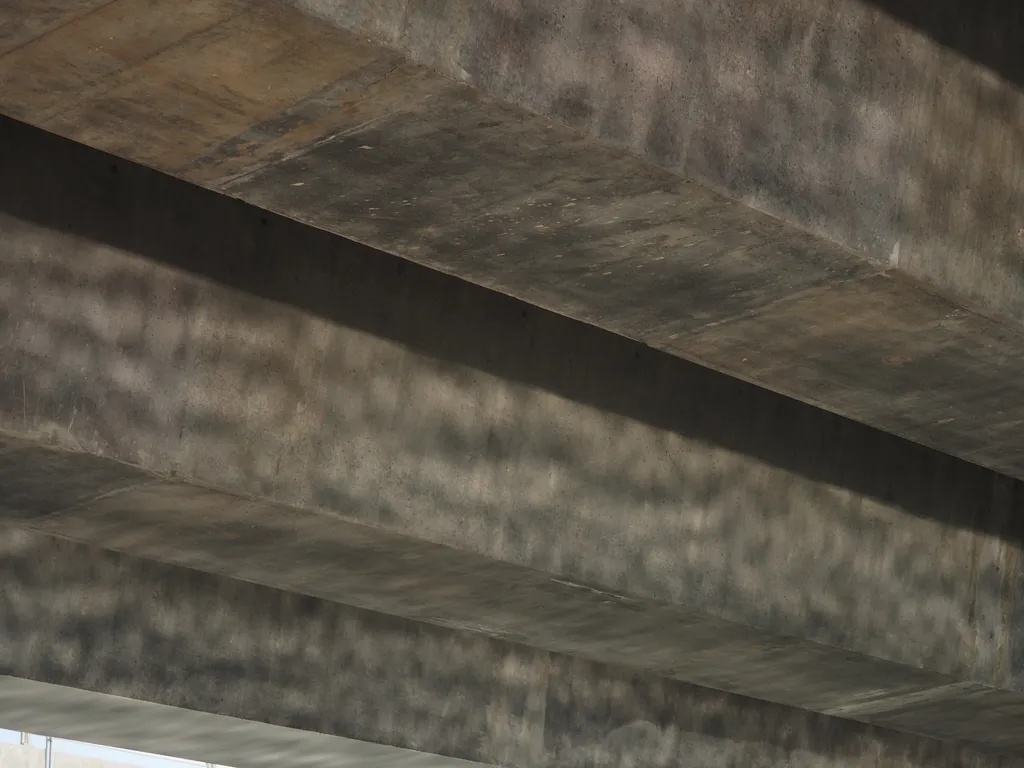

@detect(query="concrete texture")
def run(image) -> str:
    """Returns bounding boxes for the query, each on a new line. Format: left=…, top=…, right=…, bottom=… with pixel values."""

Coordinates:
left=298, top=0, right=1024, bottom=317
left=1, top=0, right=1024, bottom=482
left=3, top=117, right=1024, bottom=753
left=0, top=691, right=479, bottom=768
left=3, top=432, right=1024, bottom=753
left=1, top=529, right=1022, bottom=768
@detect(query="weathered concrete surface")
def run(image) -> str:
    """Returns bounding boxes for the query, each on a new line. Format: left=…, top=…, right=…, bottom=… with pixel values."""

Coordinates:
left=2, top=0, right=1024, bottom=479
left=1, top=527, right=1023, bottom=768
left=3, top=118, right=1024, bottom=753
left=4, top=432, right=1024, bottom=754
left=298, top=0, right=1024, bottom=315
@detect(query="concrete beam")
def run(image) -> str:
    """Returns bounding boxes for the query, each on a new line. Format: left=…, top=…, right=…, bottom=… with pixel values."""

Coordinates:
left=0, top=680, right=481, bottom=768
left=2, top=0, right=1024, bottom=479
left=3, top=431, right=1024, bottom=755
left=3, top=117, right=1024, bottom=754
left=0, top=526, right=1022, bottom=768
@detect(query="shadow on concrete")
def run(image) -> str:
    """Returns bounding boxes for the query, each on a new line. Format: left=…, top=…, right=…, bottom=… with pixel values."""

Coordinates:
left=866, top=0, right=1023, bottom=86
left=0, top=114, right=1021, bottom=684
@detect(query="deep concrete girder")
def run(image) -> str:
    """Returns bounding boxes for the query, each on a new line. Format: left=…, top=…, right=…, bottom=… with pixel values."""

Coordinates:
left=3, top=118, right=1024, bottom=755
left=2, top=0, right=1024, bottom=478
left=2, top=526, right=1020, bottom=768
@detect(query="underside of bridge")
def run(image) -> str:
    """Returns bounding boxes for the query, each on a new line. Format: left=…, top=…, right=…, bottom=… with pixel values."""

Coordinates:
left=2, top=0, right=1024, bottom=765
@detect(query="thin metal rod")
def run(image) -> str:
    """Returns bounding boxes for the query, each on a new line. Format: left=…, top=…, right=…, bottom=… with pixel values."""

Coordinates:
left=44, top=736, right=52, bottom=768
